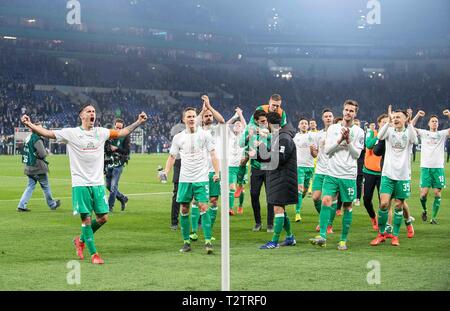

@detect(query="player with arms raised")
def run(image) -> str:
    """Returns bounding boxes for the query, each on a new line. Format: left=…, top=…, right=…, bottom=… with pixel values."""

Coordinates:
left=21, top=104, right=147, bottom=264
left=371, top=105, right=418, bottom=247
left=411, top=109, right=450, bottom=224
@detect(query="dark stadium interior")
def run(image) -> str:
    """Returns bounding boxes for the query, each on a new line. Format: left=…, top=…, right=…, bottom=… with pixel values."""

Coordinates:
left=0, top=0, right=449, bottom=153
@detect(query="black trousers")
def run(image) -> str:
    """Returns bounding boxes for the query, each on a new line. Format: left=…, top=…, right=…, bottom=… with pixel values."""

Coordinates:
left=363, top=173, right=381, bottom=219
left=171, top=182, right=180, bottom=226
left=250, top=168, right=274, bottom=227
left=356, top=174, right=364, bottom=200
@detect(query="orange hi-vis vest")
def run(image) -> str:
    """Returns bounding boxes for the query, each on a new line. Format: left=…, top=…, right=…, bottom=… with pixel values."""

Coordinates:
left=261, top=104, right=283, bottom=117
left=364, top=129, right=382, bottom=172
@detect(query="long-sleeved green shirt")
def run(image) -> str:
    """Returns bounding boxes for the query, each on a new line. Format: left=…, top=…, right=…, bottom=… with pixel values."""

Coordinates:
left=240, top=124, right=271, bottom=170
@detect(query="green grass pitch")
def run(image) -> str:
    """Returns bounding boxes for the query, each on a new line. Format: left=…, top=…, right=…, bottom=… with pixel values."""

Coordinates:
left=0, top=153, right=449, bottom=290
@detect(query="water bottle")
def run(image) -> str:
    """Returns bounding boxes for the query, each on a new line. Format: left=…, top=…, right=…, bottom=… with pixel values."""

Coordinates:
left=158, top=165, right=167, bottom=183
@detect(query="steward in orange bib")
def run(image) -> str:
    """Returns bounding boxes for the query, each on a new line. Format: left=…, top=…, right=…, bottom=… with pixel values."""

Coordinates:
left=363, top=114, right=389, bottom=230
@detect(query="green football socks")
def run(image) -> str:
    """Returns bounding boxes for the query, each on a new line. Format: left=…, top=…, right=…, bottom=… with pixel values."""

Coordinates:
left=180, top=212, right=190, bottom=241
left=229, top=189, right=236, bottom=210
left=190, top=204, right=200, bottom=234
left=378, top=209, right=389, bottom=234
left=341, top=208, right=353, bottom=242
left=329, top=200, right=337, bottom=226
left=200, top=211, right=212, bottom=241
left=81, top=224, right=96, bottom=256
left=319, top=205, right=331, bottom=239
left=432, top=196, right=441, bottom=220
left=284, top=213, right=292, bottom=237
left=80, top=219, right=104, bottom=243
left=209, top=205, right=218, bottom=228
left=271, top=214, right=285, bottom=243
left=393, top=208, right=403, bottom=237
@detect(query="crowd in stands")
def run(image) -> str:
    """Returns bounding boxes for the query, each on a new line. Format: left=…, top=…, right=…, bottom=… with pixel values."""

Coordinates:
left=1, top=43, right=220, bottom=91
left=89, top=89, right=176, bottom=153
left=1, top=39, right=450, bottom=155
left=0, top=81, right=179, bottom=154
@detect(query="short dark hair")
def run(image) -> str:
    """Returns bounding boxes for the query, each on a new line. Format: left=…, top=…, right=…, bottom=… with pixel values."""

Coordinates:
left=322, top=108, right=333, bottom=115
left=115, top=118, right=124, bottom=125
left=343, top=100, right=359, bottom=113
left=377, top=113, right=388, bottom=124
left=253, top=109, right=267, bottom=121
left=429, top=115, right=439, bottom=121
left=270, top=94, right=282, bottom=102
left=78, top=103, right=97, bottom=115
left=267, top=112, right=281, bottom=125
left=298, top=116, right=309, bottom=123
left=183, top=107, right=196, bottom=118
left=394, top=109, right=408, bottom=118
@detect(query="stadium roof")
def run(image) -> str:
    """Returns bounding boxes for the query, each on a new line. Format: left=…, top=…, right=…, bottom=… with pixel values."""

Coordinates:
left=0, top=0, right=449, bottom=48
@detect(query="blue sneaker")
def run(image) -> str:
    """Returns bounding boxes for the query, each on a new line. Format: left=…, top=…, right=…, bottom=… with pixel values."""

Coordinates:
left=280, top=236, right=296, bottom=246
left=259, top=241, right=279, bottom=249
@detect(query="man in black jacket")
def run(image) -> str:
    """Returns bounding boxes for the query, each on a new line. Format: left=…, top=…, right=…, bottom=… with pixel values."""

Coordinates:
left=259, top=112, right=298, bottom=249
left=170, top=157, right=181, bottom=230
left=105, top=119, right=130, bottom=212
left=353, top=119, right=365, bottom=207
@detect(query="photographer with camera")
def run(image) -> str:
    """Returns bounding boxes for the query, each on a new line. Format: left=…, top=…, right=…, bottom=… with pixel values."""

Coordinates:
left=105, top=119, right=131, bottom=212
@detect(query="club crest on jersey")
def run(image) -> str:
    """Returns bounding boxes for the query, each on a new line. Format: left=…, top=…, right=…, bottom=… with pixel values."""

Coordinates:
left=82, top=141, right=97, bottom=151
left=392, top=134, right=407, bottom=151
left=427, top=133, right=440, bottom=145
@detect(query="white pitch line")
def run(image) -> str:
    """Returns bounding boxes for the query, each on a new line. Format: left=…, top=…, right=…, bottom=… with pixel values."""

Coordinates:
left=0, top=175, right=161, bottom=186
left=0, top=192, right=172, bottom=202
